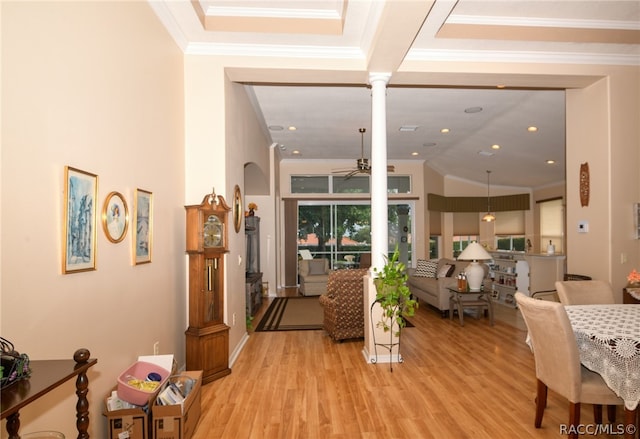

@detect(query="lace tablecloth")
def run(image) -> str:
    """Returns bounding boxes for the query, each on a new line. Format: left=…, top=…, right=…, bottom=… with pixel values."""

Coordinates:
left=565, top=305, right=640, bottom=410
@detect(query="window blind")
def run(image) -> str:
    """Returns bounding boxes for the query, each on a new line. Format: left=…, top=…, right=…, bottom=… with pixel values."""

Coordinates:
left=495, top=211, right=525, bottom=235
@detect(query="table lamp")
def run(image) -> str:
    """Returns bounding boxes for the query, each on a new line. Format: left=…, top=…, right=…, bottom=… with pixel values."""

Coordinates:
left=457, top=242, right=492, bottom=291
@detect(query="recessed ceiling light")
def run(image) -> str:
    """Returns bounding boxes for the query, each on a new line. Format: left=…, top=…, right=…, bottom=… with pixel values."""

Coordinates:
left=441, top=128, right=450, bottom=134
left=269, top=125, right=284, bottom=131
left=527, top=126, right=538, bottom=132
left=478, top=151, right=494, bottom=156
left=279, top=144, right=286, bottom=150
left=546, top=159, right=555, bottom=164
left=423, top=142, right=437, bottom=147
left=491, top=144, right=501, bottom=150
left=399, top=125, right=419, bottom=132
left=288, top=126, right=297, bottom=131
left=411, top=152, right=419, bottom=156
left=497, top=85, right=506, bottom=89
left=292, top=150, right=300, bottom=155
left=464, top=106, right=483, bottom=114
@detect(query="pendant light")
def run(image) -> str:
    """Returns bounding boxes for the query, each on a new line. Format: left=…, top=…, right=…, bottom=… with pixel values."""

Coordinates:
left=482, top=170, right=496, bottom=222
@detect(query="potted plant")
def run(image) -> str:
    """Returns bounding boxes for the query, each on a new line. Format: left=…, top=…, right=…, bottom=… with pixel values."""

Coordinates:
left=373, top=246, right=418, bottom=336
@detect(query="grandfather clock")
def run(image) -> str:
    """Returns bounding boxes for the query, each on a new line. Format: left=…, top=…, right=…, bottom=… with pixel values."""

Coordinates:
left=185, top=190, right=231, bottom=383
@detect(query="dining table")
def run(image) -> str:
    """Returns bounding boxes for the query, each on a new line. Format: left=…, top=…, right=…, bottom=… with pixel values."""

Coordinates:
left=565, top=304, right=640, bottom=439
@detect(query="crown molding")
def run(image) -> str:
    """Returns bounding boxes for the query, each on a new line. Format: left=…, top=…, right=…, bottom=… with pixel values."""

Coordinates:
left=205, top=6, right=343, bottom=20
left=406, top=48, right=640, bottom=66
left=448, top=14, right=640, bottom=31
left=186, top=42, right=364, bottom=59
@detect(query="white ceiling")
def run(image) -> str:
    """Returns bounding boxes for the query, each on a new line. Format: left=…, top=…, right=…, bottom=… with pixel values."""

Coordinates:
left=150, top=0, right=640, bottom=188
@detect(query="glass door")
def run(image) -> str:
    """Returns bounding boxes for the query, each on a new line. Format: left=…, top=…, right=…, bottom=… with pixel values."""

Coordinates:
left=298, top=201, right=413, bottom=269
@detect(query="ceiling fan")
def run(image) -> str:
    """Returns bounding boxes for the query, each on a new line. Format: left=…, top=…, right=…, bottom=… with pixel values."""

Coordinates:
left=332, top=128, right=395, bottom=179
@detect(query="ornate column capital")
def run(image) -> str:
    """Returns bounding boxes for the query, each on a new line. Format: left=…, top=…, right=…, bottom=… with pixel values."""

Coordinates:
left=368, top=72, right=391, bottom=85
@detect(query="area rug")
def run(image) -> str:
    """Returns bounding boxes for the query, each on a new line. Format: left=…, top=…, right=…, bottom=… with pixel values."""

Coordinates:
left=255, top=297, right=324, bottom=332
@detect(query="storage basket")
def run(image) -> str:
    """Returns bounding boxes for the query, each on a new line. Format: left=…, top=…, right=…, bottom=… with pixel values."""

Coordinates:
left=117, top=361, right=170, bottom=406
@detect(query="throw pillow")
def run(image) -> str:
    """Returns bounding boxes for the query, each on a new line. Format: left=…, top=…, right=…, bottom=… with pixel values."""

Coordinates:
left=437, top=264, right=455, bottom=278
left=415, top=259, right=438, bottom=277
left=307, top=259, right=327, bottom=275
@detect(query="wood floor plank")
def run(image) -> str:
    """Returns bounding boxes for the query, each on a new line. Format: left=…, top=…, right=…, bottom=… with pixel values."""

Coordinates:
left=192, top=296, right=628, bottom=438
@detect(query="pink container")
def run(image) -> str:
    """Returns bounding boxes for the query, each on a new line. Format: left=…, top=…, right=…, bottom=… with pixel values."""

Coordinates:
left=117, top=361, right=170, bottom=406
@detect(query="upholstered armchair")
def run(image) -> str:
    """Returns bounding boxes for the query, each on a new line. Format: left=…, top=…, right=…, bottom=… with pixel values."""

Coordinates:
left=319, top=268, right=368, bottom=341
left=298, top=258, right=330, bottom=296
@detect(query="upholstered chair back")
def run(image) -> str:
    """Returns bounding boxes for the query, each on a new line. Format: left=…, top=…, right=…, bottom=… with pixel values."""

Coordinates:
left=515, top=292, right=583, bottom=402
left=298, top=258, right=329, bottom=277
left=555, top=280, right=615, bottom=305
left=319, top=268, right=369, bottom=341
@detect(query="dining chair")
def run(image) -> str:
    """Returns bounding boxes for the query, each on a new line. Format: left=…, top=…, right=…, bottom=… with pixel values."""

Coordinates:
left=514, top=292, right=623, bottom=439
left=555, top=280, right=615, bottom=305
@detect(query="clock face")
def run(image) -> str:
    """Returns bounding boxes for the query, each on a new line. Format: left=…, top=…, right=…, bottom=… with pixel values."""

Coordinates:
left=203, top=214, right=223, bottom=248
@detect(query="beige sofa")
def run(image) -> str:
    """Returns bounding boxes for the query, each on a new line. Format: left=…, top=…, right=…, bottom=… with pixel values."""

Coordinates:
left=407, top=258, right=470, bottom=316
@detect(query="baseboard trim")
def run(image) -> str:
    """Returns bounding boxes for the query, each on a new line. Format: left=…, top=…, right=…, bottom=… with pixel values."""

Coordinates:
left=229, top=331, right=250, bottom=368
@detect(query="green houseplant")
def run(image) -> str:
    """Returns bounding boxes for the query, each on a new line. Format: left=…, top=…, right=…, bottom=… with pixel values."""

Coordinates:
left=373, top=246, right=418, bottom=336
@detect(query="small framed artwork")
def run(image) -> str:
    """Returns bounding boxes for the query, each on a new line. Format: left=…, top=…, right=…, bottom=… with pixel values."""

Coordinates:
left=102, top=191, right=129, bottom=243
left=133, top=188, right=153, bottom=264
left=233, top=184, right=243, bottom=233
left=63, top=166, right=98, bottom=274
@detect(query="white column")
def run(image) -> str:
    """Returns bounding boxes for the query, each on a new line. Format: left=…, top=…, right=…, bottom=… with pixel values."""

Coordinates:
left=369, top=73, right=391, bottom=272
left=363, top=72, right=393, bottom=365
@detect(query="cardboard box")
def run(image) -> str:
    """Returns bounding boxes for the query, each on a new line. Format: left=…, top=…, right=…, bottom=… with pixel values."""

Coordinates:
left=104, top=387, right=152, bottom=439
left=152, top=371, right=202, bottom=439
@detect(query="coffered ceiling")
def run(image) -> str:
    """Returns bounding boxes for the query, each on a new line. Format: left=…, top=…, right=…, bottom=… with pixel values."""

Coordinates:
left=150, top=0, right=640, bottom=188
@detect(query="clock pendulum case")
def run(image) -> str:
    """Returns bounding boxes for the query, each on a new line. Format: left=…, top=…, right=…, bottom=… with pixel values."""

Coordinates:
left=184, top=190, right=232, bottom=383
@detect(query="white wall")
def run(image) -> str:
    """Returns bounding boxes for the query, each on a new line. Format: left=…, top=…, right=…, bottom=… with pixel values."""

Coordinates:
left=1, top=2, right=184, bottom=436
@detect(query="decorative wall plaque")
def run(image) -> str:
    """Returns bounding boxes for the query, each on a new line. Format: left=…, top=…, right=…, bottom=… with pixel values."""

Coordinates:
left=579, top=162, right=589, bottom=207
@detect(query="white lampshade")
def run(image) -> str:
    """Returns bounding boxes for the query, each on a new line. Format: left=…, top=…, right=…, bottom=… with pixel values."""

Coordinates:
left=457, top=242, right=492, bottom=292
left=457, top=242, right=492, bottom=262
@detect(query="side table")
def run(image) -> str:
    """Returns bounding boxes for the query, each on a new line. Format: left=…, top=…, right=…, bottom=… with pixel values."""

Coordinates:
left=623, top=287, right=640, bottom=304
left=448, top=287, right=494, bottom=327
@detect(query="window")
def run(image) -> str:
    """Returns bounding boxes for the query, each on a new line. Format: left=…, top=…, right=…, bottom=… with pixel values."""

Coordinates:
left=298, top=201, right=414, bottom=268
left=333, top=176, right=369, bottom=193
left=291, top=176, right=328, bottom=193
left=291, top=175, right=411, bottom=194
left=496, top=236, right=525, bottom=251
left=539, top=198, right=564, bottom=253
left=429, top=236, right=440, bottom=259
left=495, top=211, right=525, bottom=251
left=452, top=236, right=479, bottom=258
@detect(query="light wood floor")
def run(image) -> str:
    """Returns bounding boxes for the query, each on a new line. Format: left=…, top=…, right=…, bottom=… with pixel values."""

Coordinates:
left=193, top=291, right=628, bottom=439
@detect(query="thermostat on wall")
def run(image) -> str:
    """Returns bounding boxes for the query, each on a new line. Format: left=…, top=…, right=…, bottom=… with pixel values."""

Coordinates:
left=578, top=220, right=589, bottom=233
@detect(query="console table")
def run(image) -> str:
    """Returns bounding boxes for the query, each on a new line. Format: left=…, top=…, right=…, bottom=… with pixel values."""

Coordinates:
left=1, top=348, right=97, bottom=439
left=246, top=272, right=263, bottom=317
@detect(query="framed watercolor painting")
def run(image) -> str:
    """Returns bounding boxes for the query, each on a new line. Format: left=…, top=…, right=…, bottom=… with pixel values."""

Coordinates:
left=133, top=188, right=153, bottom=264
left=102, top=191, right=129, bottom=243
left=63, top=166, right=98, bottom=274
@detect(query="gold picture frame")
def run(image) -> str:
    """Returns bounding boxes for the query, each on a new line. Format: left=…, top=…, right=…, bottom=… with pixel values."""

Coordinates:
left=63, top=166, right=98, bottom=274
left=133, top=188, right=152, bottom=264
left=102, top=191, right=129, bottom=243
left=233, top=184, right=243, bottom=233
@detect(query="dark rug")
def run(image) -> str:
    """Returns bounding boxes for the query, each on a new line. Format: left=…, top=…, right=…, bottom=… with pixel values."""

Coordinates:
left=255, top=297, right=324, bottom=332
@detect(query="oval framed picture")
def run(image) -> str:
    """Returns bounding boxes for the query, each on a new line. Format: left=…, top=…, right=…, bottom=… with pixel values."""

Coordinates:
left=233, top=185, right=243, bottom=233
left=102, top=191, right=129, bottom=243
